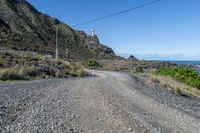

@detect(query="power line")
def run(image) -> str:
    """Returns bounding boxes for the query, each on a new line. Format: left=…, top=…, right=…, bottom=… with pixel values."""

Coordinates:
left=72, top=0, right=161, bottom=27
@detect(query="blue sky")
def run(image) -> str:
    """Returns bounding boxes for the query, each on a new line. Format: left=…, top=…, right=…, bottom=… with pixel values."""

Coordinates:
left=27, top=0, right=200, bottom=60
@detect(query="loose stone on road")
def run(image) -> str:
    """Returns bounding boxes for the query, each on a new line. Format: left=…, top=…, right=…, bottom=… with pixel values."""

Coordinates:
left=0, top=71, right=200, bottom=133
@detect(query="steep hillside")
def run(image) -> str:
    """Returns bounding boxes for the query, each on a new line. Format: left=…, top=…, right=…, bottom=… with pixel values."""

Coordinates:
left=0, top=0, right=117, bottom=60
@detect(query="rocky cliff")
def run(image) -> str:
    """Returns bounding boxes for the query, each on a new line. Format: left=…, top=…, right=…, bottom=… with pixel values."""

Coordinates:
left=0, top=0, right=117, bottom=60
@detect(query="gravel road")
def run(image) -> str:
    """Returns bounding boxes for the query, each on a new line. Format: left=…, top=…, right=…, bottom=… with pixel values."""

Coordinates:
left=0, top=70, right=200, bottom=133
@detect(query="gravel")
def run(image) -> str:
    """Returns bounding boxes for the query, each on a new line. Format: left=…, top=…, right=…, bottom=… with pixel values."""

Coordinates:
left=0, top=71, right=200, bottom=133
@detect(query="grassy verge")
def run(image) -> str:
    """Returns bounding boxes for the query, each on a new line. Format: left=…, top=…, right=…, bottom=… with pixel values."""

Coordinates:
left=149, top=74, right=200, bottom=98
left=0, top=60, right=86, bottom=81
left=149, top=67, right=200, bottom=98
left=155, top=67, right=200, bottom=89
left=0, top=65, right=38, bottom=81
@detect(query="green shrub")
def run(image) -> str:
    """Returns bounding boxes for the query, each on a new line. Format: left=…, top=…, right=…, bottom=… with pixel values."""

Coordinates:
left=34, top=54, right=43, bottom=61
left=155, top=67, right=200, bottom=89
left=23, top=53, right=33, bottom=61
left=86, top=60, right=100, bottom=68
left=135, top=66, right=144, bottom=73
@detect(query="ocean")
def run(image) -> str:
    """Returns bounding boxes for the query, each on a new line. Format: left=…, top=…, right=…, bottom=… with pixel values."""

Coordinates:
left=167, top=61, right=200, bottom=65
left=151, top=60, right=200, bottom=73
left=167, top=61, right=200, bottom=73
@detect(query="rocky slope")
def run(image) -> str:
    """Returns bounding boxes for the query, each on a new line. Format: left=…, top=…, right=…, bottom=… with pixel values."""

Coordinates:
left=0, top=0, right=117, bottom=60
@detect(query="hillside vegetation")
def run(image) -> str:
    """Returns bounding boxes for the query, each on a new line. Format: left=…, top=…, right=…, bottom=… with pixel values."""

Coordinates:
left=0, top=0, right=117, bottom=60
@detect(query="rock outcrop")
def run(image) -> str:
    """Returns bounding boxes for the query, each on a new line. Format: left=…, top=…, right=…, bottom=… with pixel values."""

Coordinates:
left=128, top=55, right=138, bottom=61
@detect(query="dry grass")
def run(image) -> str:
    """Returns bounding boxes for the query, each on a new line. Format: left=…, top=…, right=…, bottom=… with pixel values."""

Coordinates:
left=0, top=65, right=38, bottom=81
left=57, top=60, right=86, bottom=77
left=0, top=55, right=86, bottom=81
left=69, top=63, right=85, bottom=77
left=149, top=74, right=200, bottom=98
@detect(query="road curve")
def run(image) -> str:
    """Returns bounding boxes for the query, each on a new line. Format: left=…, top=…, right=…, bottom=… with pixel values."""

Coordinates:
left=0, top=70, right=200, bottom=133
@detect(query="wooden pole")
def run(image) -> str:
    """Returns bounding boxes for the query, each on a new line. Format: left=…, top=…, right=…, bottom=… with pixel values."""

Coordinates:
left=56, top=26, right=58, bottom=62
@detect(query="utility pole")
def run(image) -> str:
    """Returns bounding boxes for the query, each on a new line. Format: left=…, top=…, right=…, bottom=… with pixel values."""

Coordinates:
left=66, top=49, right=69, bottom=59
left=55, top=26, right=58, bottom=62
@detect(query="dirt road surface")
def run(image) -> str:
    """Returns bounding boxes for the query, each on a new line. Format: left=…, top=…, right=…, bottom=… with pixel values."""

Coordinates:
left=0, top=70, right=200, bottom=133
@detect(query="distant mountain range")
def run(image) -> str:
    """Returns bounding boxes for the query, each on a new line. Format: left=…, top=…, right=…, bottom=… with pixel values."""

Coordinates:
left=0, top=0, right=120, bottom=60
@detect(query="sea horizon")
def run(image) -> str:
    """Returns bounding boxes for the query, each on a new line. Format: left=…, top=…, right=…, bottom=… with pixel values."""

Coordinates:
left=149, top=60, right=200, bottom=65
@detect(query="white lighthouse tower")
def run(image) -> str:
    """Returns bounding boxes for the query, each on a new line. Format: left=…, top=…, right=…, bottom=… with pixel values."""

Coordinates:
left=92, top=28, right=95, bottom=37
